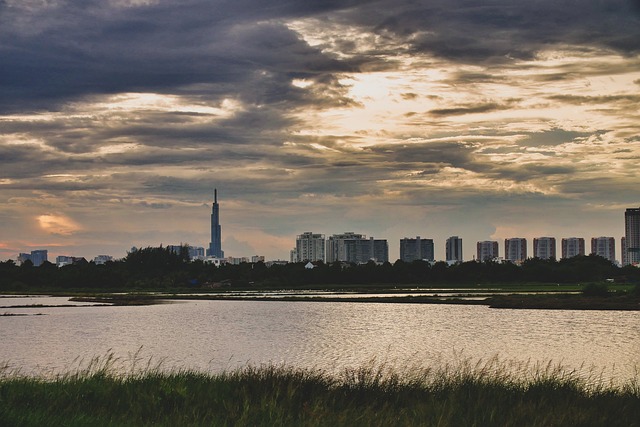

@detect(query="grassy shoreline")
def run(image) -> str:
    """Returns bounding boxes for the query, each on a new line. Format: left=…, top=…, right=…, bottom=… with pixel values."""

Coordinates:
left=2, top=282, right=639, bottom=310
left=1, top=359, right=638, bottom=426
left=64, top=291, right=640, bottom=310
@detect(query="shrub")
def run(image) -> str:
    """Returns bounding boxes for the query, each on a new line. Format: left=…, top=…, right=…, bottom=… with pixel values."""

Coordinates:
left=582, top=283, right=609, bottom=297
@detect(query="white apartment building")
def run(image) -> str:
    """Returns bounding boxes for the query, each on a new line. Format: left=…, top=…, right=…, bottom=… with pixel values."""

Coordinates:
left=590, top=237, right=615, bottom=263
left=533, top=237, right=556, bottom=260
left=561, top=237, right=585, bottom=259
left=505, top=238, right=527, bottom=264
left=477, top=241, right=499, bottom=261
left=295, top=232, right=326, bottom=262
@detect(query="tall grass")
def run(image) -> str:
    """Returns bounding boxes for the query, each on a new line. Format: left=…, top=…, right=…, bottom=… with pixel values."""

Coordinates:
left=1, top=354, right=638, bottom=426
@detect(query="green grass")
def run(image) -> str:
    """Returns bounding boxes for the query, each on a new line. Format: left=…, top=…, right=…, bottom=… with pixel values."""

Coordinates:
left=1, top=355, right=638, bottom=427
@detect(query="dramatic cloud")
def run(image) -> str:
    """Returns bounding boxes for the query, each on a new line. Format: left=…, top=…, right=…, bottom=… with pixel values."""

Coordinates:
left=1, top=0, right=639, bottom=262
left=37, top=214, right=82, bottom=236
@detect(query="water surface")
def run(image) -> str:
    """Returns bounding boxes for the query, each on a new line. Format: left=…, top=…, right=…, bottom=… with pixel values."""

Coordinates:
left=1, top=296, right=638, bottom=383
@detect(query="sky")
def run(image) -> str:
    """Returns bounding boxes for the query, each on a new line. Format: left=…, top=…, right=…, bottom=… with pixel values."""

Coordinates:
left=1, top=0, right=640, bottom=263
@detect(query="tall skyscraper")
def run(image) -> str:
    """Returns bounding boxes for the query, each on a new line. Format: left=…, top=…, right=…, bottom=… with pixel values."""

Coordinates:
left=625, top=207, right=640, bottom=265
left=590, top=237, right=615, bottom=263
left=476, top=241, right=499, bottom=261
left=400, top=236, right=434, bottom=262
left=445, top=236, right=463, bottom=263
left=206, top=189, right=224, bottom=258
left=296, top=232, right=326, bottom=262
left=533, top=237, right=556, bottom=260
left=561, top=237, right=585, bottom=259
left=505, top=238, right=527, bottom=264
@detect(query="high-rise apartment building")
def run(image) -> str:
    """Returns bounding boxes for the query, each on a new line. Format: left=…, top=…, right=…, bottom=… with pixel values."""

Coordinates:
left=533, top=237, right=556, bottom=260
left=505, top=238, right=527, bottom=264
left=326, top=232, right=388, bottom=263
left=590, top=237, right=615, bottom=263
left=621, top=237, right=627, bottom=266
left=296, top=232, right=326, bottom=262
left=18, top=250, right=48, bottom=266
left=561, top=237, right=585, bottom=259
left=206, top=189, right=224, bottom=258
left=31, top=250, right=48, bottom=266
left=399, top=236, right=434, bottom=262
left=476, top=241, right=499, bottom=261
left=445, top=236, right=463, bottom=263
left=168, top=245, right=205, bottom=260
left=372, top=239, right=389, bottom=263
left=624, top=207, right=640, bottom=265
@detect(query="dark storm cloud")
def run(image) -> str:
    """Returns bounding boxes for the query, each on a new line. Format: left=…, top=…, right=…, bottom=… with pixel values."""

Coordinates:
left=547, top=94, right=640, bottom=106
left=2, top=0, right=638, bottom=114
left=428, top=100, right=517, bottom=117
left=344, top=0, right=640, bottom=62
left=369, top=141, right=476, bottom=168
left=517, top=129, right=592, bottom=148
left=0, top=0, right=365, bottom=113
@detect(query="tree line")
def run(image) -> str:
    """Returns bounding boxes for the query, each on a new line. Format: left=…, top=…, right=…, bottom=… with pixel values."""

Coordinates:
left=1, top=245, right=639, bottom=291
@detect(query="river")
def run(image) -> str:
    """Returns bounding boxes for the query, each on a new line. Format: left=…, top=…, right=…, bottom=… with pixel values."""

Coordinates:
left=1, top=295, right=638, bottom=384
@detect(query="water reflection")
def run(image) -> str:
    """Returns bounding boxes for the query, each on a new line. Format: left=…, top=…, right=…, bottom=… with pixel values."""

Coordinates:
left=0, top=297, right=638, bottom=384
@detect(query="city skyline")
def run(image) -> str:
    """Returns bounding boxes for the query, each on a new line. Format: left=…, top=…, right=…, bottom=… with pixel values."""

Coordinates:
left=1, top=1, right=639, bottom=262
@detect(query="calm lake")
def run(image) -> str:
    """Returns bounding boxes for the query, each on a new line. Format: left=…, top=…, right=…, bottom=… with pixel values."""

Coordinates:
left=1, top=295, right=639, bottom=383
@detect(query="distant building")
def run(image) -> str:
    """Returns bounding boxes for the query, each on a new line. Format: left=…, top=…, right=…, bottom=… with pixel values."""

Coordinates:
left=31, top=250, right=48, bottom=266
left=372, top=239, right=389, bottom=263
left=18, top=250, right=48, bottom=266
left=533, top=237, right=556, bottom=260
left=203, top=257, right=225, bottom=267
left=625, top=207, right=640, bottom=265
left=399, top=236, right=434, bottom=262
left=590, top=237, right=615, bottom=263
left=561, top=237, right=585, bottom=259
left=167, top=245, right=205, bottom=260
left=477, top=241, right=499, bottom=261
left=290, top=248, right=298, bottom=263
left=445, top=236, right=463, bottom=263
left=55, top=256, right=86, bottom=267
left=505, top=238, right=527, bottom=264
left=266, top=260, right=289, bottom=267
left=621, top=237, right=627, bottom=266
left=295, top=232, right=326, bottom=263
left=326, top=232, right=388, bottom=264
left=251, top=255, right=265, bottom=263
left=93, top=255, right=113, bottom=265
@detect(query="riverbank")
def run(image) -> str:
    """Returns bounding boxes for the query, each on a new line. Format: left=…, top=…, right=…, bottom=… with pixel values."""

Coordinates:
left=66, top=290, right=640, bottom=310
left=486, top=293, right=640, bottom=310
left=2, top=282, right=637, bottom=310
left=1, top=361, right=638, bottom=427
